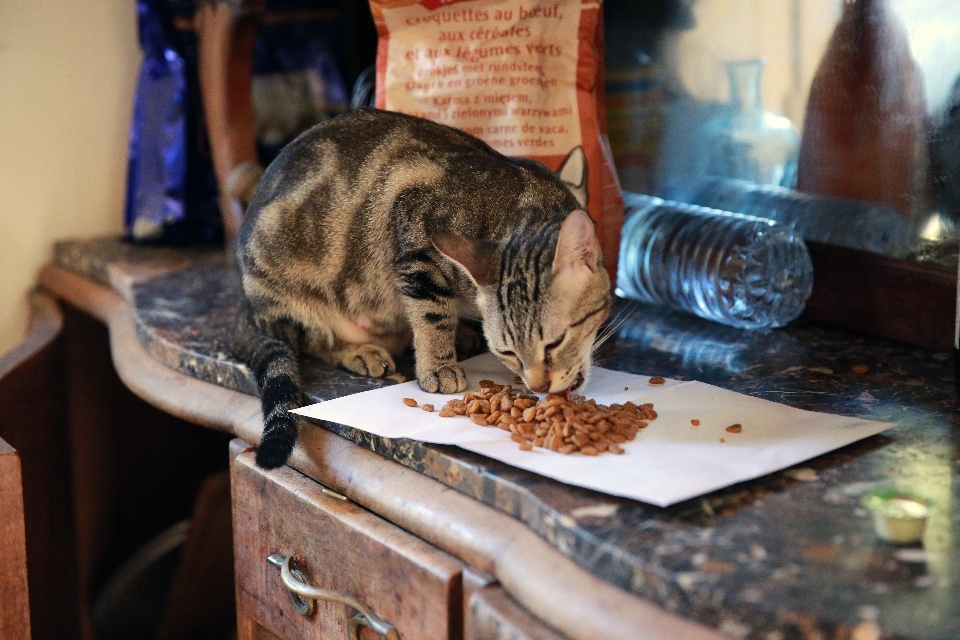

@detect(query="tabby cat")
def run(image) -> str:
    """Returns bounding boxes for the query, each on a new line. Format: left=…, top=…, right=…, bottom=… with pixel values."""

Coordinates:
left=233, top=109, right=612, bottom=469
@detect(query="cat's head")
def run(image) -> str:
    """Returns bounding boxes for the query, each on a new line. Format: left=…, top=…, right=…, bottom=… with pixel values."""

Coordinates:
left=433, top=210, right=611, bottom=397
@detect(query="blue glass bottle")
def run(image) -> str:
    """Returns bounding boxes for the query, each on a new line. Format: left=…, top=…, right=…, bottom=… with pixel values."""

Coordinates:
left=698, top=59, right=800, bottom=188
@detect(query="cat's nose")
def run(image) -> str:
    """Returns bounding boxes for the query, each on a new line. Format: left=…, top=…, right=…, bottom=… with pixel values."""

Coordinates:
left=524, top=369, right=551, bottom=393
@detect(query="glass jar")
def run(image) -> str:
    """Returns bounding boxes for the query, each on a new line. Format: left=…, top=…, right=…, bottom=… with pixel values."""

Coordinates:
left=697, top=59, right=800, bottom=188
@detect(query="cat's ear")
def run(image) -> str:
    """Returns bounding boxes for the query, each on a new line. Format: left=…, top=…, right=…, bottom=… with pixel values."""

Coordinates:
left=557, top=146, right=588, bottom=208
left=553, top=210, right=601, bottom=275
left=432, top=233, right=499, bottom=287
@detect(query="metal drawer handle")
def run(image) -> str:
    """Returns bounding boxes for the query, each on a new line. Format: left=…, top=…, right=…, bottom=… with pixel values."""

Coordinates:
left=267, top=553, right=401, bottom=640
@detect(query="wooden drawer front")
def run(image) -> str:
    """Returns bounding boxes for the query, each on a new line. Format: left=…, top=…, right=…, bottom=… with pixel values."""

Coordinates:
left=232, top=451, right=463, bottom=640
left=468, top=586, right=565, bottom=640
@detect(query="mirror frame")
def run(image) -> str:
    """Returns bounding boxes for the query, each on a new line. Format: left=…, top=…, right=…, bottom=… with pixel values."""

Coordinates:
left=196, top=2, right=957, bottom=352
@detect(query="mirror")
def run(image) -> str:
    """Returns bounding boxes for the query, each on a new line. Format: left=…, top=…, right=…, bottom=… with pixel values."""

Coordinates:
left=604, top=0, right=960, bottom=266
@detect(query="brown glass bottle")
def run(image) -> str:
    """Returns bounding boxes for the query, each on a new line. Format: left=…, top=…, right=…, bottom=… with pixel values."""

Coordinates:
left=797, top=0, right=925, bottom=220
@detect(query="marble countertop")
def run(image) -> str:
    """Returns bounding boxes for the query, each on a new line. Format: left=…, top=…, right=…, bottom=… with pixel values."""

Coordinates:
left=55, top=238, right=960, bottom=640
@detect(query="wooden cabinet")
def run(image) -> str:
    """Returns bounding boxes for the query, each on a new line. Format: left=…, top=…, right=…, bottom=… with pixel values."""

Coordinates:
left=23, top=264, right=725, bottom=640
left=0, top=438, right=30, bottom=638
left=467, top=586, right=565, bottom=640
left=231, top=444, right=465, bottom=640
left=230, top=441, right=593, bottom=640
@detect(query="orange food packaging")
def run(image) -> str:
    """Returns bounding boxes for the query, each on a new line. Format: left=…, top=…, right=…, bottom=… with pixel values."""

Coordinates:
left=369, top=0, right=624, bottom=280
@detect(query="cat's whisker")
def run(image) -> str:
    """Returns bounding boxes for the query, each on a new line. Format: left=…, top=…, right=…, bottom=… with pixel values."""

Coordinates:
left=590, top=325, right=624, bottom=357
left=591, top=302, right=634, bottom=355
left=589, top=355, right=618, bottom=369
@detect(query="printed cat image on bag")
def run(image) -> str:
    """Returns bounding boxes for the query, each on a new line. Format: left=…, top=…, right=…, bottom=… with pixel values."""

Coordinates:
left=233, top=109, right=611, bottom=468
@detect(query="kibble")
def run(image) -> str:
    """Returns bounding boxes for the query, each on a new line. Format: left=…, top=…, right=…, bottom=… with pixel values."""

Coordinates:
left=433, top=381, right=657, bottom=455
left=725, top=424, right=742, bottom=433
left=402, top=398, right=418, bottom=408
left=691, top=419, right=700, bottom=426
left=649, top=376, right=666, bottom=385
left=421, top=404, right=434, bottom=412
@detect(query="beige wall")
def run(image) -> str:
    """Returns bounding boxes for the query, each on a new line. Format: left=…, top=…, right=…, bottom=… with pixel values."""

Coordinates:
left=672, top=0, right=960, bottom=125
left=0, top=0, right=140, bottom=355
left=672, top=0, right=841, bottom=127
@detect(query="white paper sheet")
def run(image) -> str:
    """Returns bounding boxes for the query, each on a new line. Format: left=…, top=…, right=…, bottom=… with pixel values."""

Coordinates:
left=293, top=353, right=895, bottom=507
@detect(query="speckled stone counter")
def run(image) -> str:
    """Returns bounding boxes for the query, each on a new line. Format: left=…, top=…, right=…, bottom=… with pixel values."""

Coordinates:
left=55, top=238, right=960, bottom=640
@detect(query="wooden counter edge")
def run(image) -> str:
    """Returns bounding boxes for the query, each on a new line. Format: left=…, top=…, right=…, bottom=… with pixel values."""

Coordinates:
left=39, top=263, right=261, bottom=434
left=0, top=291, right=63, bottom=380
left=38, top=262, right=725, bottom=640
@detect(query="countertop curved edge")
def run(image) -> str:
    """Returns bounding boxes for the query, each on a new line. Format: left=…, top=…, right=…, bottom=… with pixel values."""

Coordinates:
left=37, top=263, right=725, bottom=640
left=0, top=291, right=64, bottom=381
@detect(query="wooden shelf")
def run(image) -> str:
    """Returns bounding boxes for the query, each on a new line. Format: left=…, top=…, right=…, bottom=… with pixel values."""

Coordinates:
left=803, top=241, right=956, bottom=351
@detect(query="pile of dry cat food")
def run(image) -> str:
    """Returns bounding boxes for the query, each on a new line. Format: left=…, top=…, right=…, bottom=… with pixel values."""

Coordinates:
left=404, top=380, right=657, bottom=455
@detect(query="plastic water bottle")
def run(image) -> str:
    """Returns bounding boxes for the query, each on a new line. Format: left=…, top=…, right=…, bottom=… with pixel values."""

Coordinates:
left=669, top=177, right=912, bottom=257
left=616, top=193, right=814, bottom=330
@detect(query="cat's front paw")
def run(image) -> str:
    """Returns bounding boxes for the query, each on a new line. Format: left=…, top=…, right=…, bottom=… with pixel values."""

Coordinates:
left=338, top=344, right=396, bottom=378
left=418, top=363, right=467, bottom=394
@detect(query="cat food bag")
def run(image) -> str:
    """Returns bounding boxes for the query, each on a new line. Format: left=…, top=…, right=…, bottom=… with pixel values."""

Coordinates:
left=369, top=0, right=623, bottom=279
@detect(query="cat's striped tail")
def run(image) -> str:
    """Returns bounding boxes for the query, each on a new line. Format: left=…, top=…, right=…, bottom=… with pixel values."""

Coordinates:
left=233, top=301, right=304, bottom=469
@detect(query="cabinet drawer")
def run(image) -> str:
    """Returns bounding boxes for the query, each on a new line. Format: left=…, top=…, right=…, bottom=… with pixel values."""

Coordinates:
left=468, top=586, right=565, bottom=640
left=231, top=450, right=463, bottom=640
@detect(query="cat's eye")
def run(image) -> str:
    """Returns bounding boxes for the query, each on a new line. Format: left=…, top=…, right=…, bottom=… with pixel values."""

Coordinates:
left=498, top=350, right=517, bottom=358
left=545, top=333, right=567, bottom=352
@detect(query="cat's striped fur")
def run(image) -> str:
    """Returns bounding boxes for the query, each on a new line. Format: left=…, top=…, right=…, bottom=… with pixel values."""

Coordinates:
left=234, top=109, right=611, bottom=468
